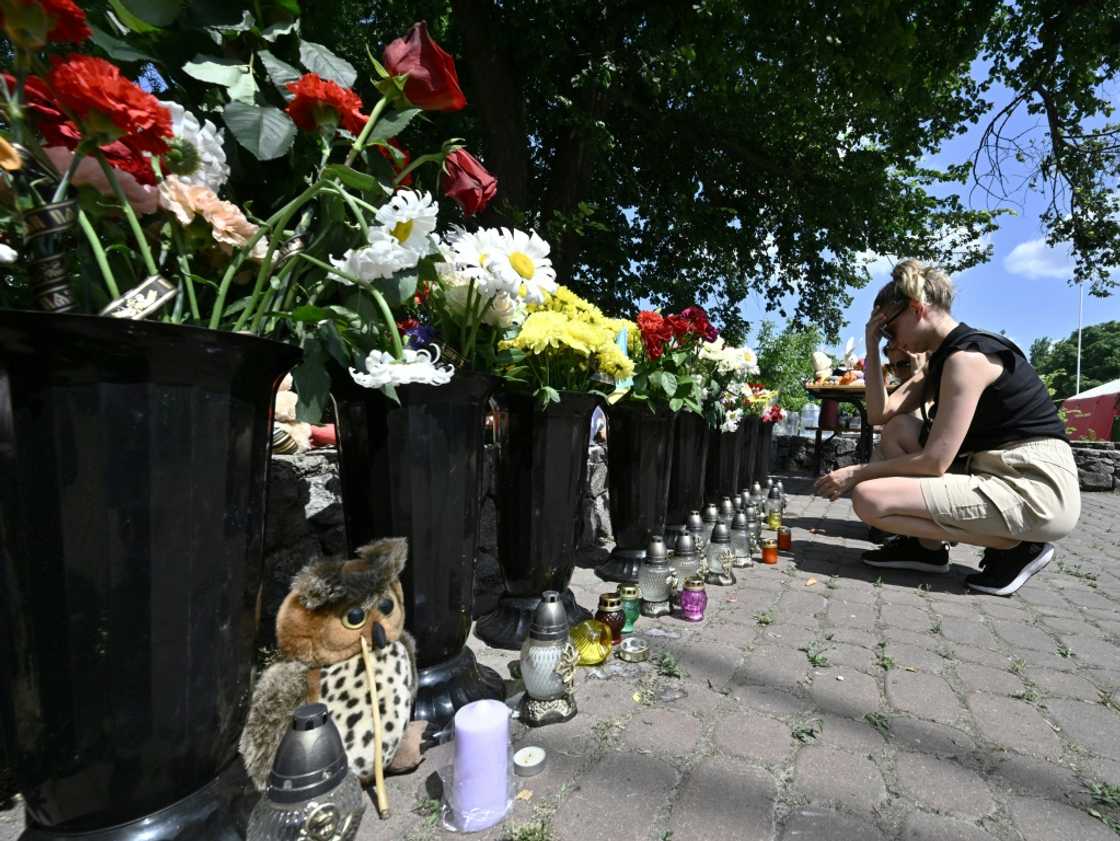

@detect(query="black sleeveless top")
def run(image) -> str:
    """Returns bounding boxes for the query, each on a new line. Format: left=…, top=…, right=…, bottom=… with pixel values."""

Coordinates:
left=921, top=323, right=1067, bottom=453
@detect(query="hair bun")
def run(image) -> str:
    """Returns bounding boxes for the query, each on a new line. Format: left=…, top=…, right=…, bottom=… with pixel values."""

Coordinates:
left=891, top=260, right=927, bottom=304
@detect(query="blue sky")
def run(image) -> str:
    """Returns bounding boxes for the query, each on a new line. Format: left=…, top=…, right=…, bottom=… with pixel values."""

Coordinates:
left=737, top=66, right=1120, bottom=360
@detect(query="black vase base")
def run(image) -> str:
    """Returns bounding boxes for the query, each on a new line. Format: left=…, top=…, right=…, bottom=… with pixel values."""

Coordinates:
left=414, top=647, right=506, bottom=730
left=640, top=599, right=672, bottom=618
left=475, top=590, right=591, bottom=651
left=520, top=693, right=577, bottom=727
left=595, top=548, right=644, bottom=584
left=20, top=760, right=251, bottom=841
left=705, top=571, right=737, bottom=586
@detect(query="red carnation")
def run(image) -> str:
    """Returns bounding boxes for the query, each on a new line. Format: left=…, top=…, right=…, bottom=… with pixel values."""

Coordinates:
left=383, top=22, right=467, bottom=112
left=285, top=73, right=367, bottom=135
left=442, top=148, right=497, bottom=216
left=46, top=55, right=171, bottom=155
left=1, top=0, right=90, bottom=47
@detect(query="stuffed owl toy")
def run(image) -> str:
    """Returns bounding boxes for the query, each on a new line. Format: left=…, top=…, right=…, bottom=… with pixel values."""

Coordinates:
left=240, top=538, right=426, bottom=789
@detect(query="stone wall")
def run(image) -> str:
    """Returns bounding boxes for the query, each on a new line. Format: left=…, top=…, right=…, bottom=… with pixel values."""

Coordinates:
left=1072, top=442, right=1120, bottom=492
left=774, top=432, right=861, bottom=475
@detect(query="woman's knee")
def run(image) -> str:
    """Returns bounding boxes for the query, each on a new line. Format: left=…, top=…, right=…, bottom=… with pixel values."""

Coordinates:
left=881, top=415, right=922, bottom=456
left=851, top=484, right=881, bottom=522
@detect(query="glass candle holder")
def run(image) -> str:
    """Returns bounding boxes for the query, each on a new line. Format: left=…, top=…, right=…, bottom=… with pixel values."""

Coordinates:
left=679, top=576, right=708, bottom=622
left=767, top=509, right=782, bottom=530
left=595, top=593, right=626, bottom=645
left=686, top=510, right=705, bottom=548
left=761, top=538, right=779, bottom=565
left=569, top=619, right=613, bottom=665
left=617, top=584, right=641, bottom=634
left=777, top=526, right=793, bottom=551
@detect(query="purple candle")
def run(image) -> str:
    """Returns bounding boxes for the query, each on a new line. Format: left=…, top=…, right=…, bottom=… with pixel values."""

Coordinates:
left=452, top=699, right=511, bottom=831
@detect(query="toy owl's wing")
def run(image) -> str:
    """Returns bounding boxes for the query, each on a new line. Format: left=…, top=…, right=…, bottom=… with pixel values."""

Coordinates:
left=399, top=629, right=419, bottom=690
left=239, top=659, right=310, bottom=790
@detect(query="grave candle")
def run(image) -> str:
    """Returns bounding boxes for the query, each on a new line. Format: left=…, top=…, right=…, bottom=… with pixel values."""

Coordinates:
left=451, top=700, right=511, bottom=832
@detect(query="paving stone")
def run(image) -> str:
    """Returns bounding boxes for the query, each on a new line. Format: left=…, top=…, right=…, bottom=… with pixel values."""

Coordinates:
left=950, top=644, right=1018, bottom=670
left=941, top=619, right=1003, bottom=649
left=1056, top=634, right=1119, bottom=665
left=713, top=707, right=796, bottom=765
left=814, top=712, right=888, bottom=755
left=1014, top=586, right=1073, bottom=612
left=893, top=751, right=997, bottom=818
left=826, top=627, right=880, bottom=649
left=1038, top=615, right=1102, bottom=637
left=735, top=645, right=810, bottom=691
left=980, top=600, right=1035, bottom=623
left=791, top=746, right=887, bottom=816
left=886, top=642, right=953, bottom=674
left=729, top=684, right=813, bottom=719
left=1045, top=699, right=1120, bottom=758
left=954, top=662, right=1026, bottom=697
left=930, top=598, right=985, bottom=620
left=822, top=641, right=879, bottom=674
left=989, top=752, right=1091, bottom=805
left=779, top=590, right=829, bottom=617
left=624, top=707, right=704, bottom=757
left=881, top=603, right=934, bottom=631
left=554, top=752, right=677, bottom=841
left=886, top=671, right=967, bottom=726
left=1026, top=667, right=1102, bottom=701
left=965, top=691, right=1064, bottom=759
left=888, top=717, right=977, bottom=757
left=780, top=806, right=886, bottom=841
left=1008, top=795, right=1118, bottom=841
left=828, top=601, right=878, bottom=627
left=990, top=620, right=1059, bottom=653
left=671, top=641, right=743, bottom=692
left=901, top=811, right=1002, bottom=841
left=809, top=668, right=882, bottom=719
left=668, top=757, right=776, bottom=841
left=887, top=627, right=947, bottom=650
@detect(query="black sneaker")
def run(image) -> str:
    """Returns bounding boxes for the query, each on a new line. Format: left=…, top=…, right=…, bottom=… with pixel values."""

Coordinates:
left=965, top=542, right=1054, bottom=596
left=862, top=536, right=950, bottom=573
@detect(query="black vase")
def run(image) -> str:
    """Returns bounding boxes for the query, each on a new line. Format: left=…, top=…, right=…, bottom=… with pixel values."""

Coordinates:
left=739, top=415, right=761, bottom=492
left=333, top=371, right=504, bottom=727
left=665, top=412, right=709, bottom=529
left=705, top=426, right=744, bottom=503
left=0, top=310, right=299, bottom=840
left=596, top=402, right=676, bottom=583
left=753, top=420, right=775, bottom=484
left=475, top=391, right=599, bottom=650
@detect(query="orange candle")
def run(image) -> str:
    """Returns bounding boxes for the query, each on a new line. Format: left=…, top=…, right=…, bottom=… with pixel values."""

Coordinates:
left=761, top=539, right=778, bottom=565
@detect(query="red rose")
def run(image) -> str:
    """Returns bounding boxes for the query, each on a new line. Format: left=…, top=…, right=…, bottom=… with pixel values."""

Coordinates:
left=1, top=0, right=90, bottom=47
left=285, top=73, right=367, bottom=135
left=46, top=55, right=171, bottom=155
left=442, top=148, right=497, bottom=216
left=383, top=21, right=467, bottom=112
left=636, top=310, right=674, bottom=360
left=678, top=305, right=718, bottom=342
left=666, top=313, right=691, bottom=340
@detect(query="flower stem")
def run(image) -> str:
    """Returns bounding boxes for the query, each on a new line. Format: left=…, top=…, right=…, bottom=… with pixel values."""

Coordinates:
left=94, top=152, right=158, bottom=277
left=51, top=149, right=84, bottom=204
left=171, top=227, right=200, bottom=322
left=344, top=96, right=389, bottom=168
left=77, top=209, right=119, bottom=299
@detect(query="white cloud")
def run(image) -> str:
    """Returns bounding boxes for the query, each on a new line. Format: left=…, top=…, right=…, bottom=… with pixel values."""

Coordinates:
left=1003, top=237, right=1074, bottom=280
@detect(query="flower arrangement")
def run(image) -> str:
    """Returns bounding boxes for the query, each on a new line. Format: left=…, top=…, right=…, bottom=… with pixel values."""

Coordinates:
left=621, top=305, right=718, bottom=412
left=497, top=285, right=633, bottom=406
left=697, top=335, right=760, bottom=430
left=744, top=382, right=780, bottom=418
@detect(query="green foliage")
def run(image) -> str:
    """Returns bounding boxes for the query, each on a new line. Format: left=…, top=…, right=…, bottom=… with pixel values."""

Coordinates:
left=754, top=320, right=823, bottom=412
left=1030, top=321, right=1120, bottom=401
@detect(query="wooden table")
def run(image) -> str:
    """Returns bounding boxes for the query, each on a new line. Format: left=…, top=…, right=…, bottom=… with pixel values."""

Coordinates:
left=804, top=383, right=878, bottom=474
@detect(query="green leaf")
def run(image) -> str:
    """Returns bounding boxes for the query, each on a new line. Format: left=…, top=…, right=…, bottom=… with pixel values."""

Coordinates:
left=259, top=50, right=301, bottom=98
left=222, top=102, right=297, bottom=161
left=659, top=371, right=678, bottom=397
left=289, top=304, right=332, bottom=323
left=343, top=290, right=379, bottom=326
left=670, top=397, right=684, bottom=412
left=108, top=0, right=160, bottom=32
left=373, top=270, right=417, bottom=306
left=318, top=321, right=350, bottom=370
left=89, top=23, right=158, bottom=62
left=115, top=0, right=181, bottom=26
left=207, top=9, right=254, bottom=35
left=299, top=40, right=357, bottom=87
left=261, top=19, right=299, bottom=42
left=183, top=55, right=252, bottom=86
left=273, top=0, right=300, bottom=13
left=371, top=108, right=423, bottom=142
left=292, top=342, right=330, bottom=423
left=323, top=164, right=379, bottom=193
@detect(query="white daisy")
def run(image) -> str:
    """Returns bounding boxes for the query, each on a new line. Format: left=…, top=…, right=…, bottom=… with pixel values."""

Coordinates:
left=443, top=227, right=508, bottom=293
left=349, top=347, right=454, bottom=389
left=487, top=227, right=558, bottom=304
left=373, top=190, right=438, bottom=257
left=159, top=101, right=229, bottom=192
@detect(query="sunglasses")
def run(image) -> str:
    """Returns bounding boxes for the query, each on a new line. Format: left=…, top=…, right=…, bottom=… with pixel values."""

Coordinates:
left=879, top=306, right=907, bottom=341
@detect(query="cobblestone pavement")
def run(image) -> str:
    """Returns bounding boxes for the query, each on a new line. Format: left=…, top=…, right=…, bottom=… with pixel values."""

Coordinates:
left=3, top=477, right=1119, bottom=841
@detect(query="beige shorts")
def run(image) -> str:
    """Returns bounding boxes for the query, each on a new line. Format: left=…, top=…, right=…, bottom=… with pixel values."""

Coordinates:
left=919, top=437, right=1081, bottom=543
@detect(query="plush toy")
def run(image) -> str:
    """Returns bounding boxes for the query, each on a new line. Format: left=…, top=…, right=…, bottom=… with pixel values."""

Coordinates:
left=240, top=538, right=426, bottom=789
left=811, top=351, right=833, bottom=382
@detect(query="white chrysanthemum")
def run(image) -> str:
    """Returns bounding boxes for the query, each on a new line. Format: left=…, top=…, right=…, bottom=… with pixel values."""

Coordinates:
left=160, top=101, right=229, bottom=192
left=331, top=229, right=419, bottom=283
left=741, top=346, right=761, bottom=376
left=349, top=347, right=454, bottom=389
left=487, top=227, right=557, bottom=304
left=720, top=408, right=743, bottom=433
left=0, top=243, right=17, bottom=263
left=374, top=190, right=438, bottom=257
left=443, top=227, right=508, bottom=293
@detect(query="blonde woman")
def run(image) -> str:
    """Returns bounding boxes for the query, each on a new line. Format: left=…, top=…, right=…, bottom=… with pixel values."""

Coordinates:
left=814, top=260, right=1080, bottom=596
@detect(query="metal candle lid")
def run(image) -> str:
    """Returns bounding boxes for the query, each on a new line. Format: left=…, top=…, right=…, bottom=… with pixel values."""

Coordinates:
left=732, top=492, right=743, bottom=510
left=529, top=590, right=570, bottom=641
left=617, top=584, right=640, bottom=600
left=701, top=503, right=719, bottom=523
left=686, top=511, right=704, bottom=533
left=267, top=703, right=349, bottom=804
left=645, top=534, right=668, bottom=561
left=718, top=497, right=735, bottom=518
left=598, top=593, right=622, bottom=611
left=731, top=511, right=749, bottom=530
left=761, top=537, right=777, bottom=549
left=673, top=530, right=698, bottom=558
left=683, top=576, right=706, bottom=591
left=751, top=482, right=762, bottom=496
left=710, top=522, right=731, bottom=544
